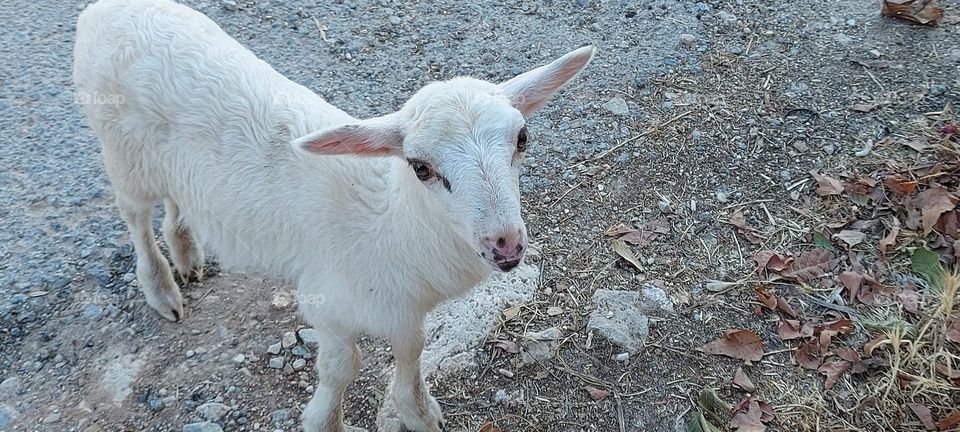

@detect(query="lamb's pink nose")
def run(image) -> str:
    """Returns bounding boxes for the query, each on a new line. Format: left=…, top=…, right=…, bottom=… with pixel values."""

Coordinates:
left=481, top=229, right=526, bottom=271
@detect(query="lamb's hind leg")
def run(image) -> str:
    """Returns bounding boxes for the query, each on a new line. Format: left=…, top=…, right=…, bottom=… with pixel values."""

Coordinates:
left=162, top=198, right=204, bottom=283
left=118, top=197, right=183, bottom=321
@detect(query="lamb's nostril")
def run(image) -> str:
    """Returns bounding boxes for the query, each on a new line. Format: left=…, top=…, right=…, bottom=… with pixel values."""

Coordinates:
left=516, top=244, right=524, bottom=252
left=496, top=237, right=506, bottom=248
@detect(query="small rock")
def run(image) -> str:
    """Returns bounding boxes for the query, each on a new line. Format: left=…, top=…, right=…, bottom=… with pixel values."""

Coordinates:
left=185, top=350, right=195, bottom=358
left=715, top=188, right=730, bottom=203
left=0, top=377, right=20, bottom=396
left=232, top=354, right=246, bottom=366
left=196, top=402, right=230, bottom=422
left=601, top=97, right=630, bottom=117
left=0, top=405, right=12, bottom=430
left=679, top=33, right=697, bottom=48
left=388, top=15, right=401, bottom=25
left=184, top=422, right=223, bottom=432
left=614, top=352, right=630, bottom=362
left=268, top=356, right=284, bottom=369
left=833, top=34, right=853, bottom=46
left=42, top=412, right=60, bottom=424
left=267, top=342, right=282, bottom=355
left=271, top=291, right=292, bottom=310
left=520, top=327, right=561, bottom=364
left=697, top=212, right=713, bottom=223
left=291, top=345, right=312, bottom=358
left=716, top=10, right=737, bottom=26
left=846, top=18, right=856, bottom=27
left=281, top=331, right=297, bottom=349
left=930, top=84, right=948, bottom=96
left=297, top=328, right=320, bottom=346
left=493, top=389, right=510, bottom=403
left=82, top=303, right=103, bottom=320
left=546, top=306, right=563, bottom=316
left=292, top=359, right=306, bottom=370
left=269, top=408, right=290, bottom=424
left=221, top=0, right=237, bottom=11
left=496, top=368, right=514, bottom=378
left=658, top=201, right=673, bottom=214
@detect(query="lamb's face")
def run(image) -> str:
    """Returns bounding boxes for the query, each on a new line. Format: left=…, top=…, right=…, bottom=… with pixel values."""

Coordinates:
left=293, top=45, right=596, bottom=272
left=399, top=79, right=529, bottom=271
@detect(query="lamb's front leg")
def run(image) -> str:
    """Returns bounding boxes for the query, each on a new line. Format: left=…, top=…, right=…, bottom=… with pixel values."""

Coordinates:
left=389, top=327, right=443, bottom=432
left=302, top=328, right=366, bottom=432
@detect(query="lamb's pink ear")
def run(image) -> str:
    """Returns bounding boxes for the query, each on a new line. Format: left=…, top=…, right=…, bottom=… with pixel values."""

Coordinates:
left=292, top=114, right=406, bottom=157
left=499, top=45, right=596, bottom=116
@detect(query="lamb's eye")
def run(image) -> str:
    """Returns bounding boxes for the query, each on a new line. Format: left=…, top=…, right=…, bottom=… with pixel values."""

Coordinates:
left=517, top=127, right=528, bottom=152
left=408, top=160, right=434, bottom=181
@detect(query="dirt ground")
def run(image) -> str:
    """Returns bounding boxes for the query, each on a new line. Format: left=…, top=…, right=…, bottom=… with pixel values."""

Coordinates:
left=1, top=0, right=959, bottom=431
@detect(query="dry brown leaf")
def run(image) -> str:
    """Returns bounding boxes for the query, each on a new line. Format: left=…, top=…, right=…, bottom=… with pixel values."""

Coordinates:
left=917, top=186, right=958, bottom=235
left=795, top=338, right=824, bottom=370
left=882, top=0, right=944, bottom=25
left=478, top=421, right=502, bottom=432
left=776, top=298, right=798, bottom=318
left=753, top=251, right=791, bottom=273
left=785, top=249, right=834, bottom=281
left=839, top=271, right=863, bottom=304
left=834, top=230, right=866, bottom=247
left=729, top=397, right=774, bottom=432
left=810, top=171, right=844, bottom=196
left=937, top=411, right=960, bottom=431
left=754, top=286, right=777, bottom=310
left=586, top=386, right=610, bottom=401
left=908, top=403, right=937, bottom=431
left=880, top=219, right=901, bottom=255
left=947, top=310, right=960, bottom=344
left=884, top=175, right=918, bottom=195
left=729, top=211, right=764, bottom=245
left=935, top=362, right=960, bottom=386
left=818, top=360, right=850, bottom=390
left=493, top=339, right=520, bottom=354
left=733, top=367, right=756, bottom=393
left=611, top=239, right=643, bottom=271
left=898, top=283, right=921, bottom=314
left=777, top=319, right=804, bottom=340
left=698, top=329, right=765, bottom=364
left=824, top=318, right=854, bottom=335
left=864, top=336, right=889, bottom=357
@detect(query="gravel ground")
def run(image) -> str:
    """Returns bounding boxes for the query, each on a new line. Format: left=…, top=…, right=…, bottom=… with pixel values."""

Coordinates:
left=1, top=0, right=957, bottom=431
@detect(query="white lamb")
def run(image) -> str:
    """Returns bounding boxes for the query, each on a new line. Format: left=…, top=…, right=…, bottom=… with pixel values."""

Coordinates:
left=73, top=0, right=595, bottom=430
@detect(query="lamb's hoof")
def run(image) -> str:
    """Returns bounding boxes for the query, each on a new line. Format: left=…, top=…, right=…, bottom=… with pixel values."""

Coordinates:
left=144, top=287, right=184, bottom=321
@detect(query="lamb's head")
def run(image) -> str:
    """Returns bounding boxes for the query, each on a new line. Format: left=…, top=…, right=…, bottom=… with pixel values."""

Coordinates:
left=293, top=45, right=595, bottom=272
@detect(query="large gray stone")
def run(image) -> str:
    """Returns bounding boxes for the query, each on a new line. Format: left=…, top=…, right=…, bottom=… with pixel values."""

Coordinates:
left=587, top=285, right=674, bottom=353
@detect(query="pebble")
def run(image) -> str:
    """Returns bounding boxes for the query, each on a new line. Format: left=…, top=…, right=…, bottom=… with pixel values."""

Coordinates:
left=546, top=306, right=563, bottom=316
left=697, top=211, right=713, bottom=223
left=290, top=345, right=312, bottom=358
left=657, top=201, right=673, bottom=214
left=388, top=15, right=401, bottom=25
left=232, top=354, right=246, bottom=366
left=496, top=368, right=514, bottom=378
left=83, top=303, right=103, bottom=320
left=0, top=377, right=21, bottom=396
left=930, top=84, right=948, bottom=96
left=281, top=331, right=297, bottom=349
left=614, top=352, right=630, bottom=362
left=679, top=33, right=697, bottom=48
left=267, top=342, right=282, bottom=355
left=292, top=358, right=306, bottom=370
left=269, top=408, right=290, bottom=424
left=185, top=350, right=195, bottom=358
left=268, top=356, right=285, bottom=369
left=221, top=0, right=237, bottom=11
left=184, top=422, right=223, bottom=432
left=297, top=328, right=320, bottom=346
left=601, top=97, right=630, bottom=117
left=42, top=412, right=60, bottom=423
left=196, top=402, right=230, bottom=422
